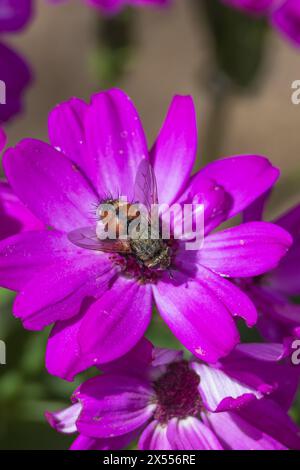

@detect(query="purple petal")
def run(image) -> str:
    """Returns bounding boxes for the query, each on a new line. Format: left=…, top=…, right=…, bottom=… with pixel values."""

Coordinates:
left=153, top=272, right=240, bottom=363
left=220, top=342, right=300, bottom=410
left=175, top=174, right=232, bottom=235
left=0, top=42, right=32, bottom=123
left=0, top=0, right=33, bottom=32
left=138, top=421, right=172, bottom=450
left=79, top=276, right=152, bottom=364
left=0, top=230, right=81, bottom=291
left=199, top=221, right=292, bottom=277
left=150, top=96, right=197, bottom=205
left=243, top=189, right=272, bottom=222
left=46, top=403, right=81, bottom=434
left=70, top=432, right=135, bottom=450
left=265, top=241, right=300, bottom=296
left=3, top=139, right=98, bottom=231
left=189, top=263, right=257, bottom=327
left=46, top=311, right=101, bottom=381
left=74, top=374, right=155, bottom=438
left=198, top=155, right=279, bottom=220
left=191, top=362, right=263, bottom=413
left=206, top=409, right=286, bottom=450
left=13, top=253, right=115, bottom=330
left=151, top=348, right=184, bottom=367
left=100, top=338, right=154, bottom=379
left=0, top=180, right=43, bottom=240
left=207, top=399, right=300, bottom=450
left=84, top=89, right=148, bottom=200
left=48, top=97, right=89, bottom=174
left=274, top=203, right=300, bottom=238
left=167, top=417, right=223, bottom=450
left=272, top=0, right=300, bottom=47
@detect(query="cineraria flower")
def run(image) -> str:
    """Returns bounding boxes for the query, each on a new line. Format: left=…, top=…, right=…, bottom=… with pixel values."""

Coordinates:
left=0, top=129, right=43, bottom=240
left=0, top=0, right=33, bottom=32
left=0, top=89, right=291, bottom=379
left=238, top=197, right=300, bottom=342
left=222, top=0, right=300, bottom=47
left=49, top=0, right=169, bottom=15
left=46, top=339, right=300, bottom=450
left=0, top=42, right=32, bottom=123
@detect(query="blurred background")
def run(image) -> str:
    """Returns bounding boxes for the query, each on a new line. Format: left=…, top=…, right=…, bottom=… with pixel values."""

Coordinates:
left=0, top=0, right=300, bottom=449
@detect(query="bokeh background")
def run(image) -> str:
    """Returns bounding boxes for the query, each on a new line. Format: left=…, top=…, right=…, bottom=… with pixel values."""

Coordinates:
left=0, top=0, right=300, bottom=449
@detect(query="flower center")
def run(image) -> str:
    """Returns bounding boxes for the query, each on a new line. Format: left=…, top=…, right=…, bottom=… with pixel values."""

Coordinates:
left=153, top=361, right=202, bottom=424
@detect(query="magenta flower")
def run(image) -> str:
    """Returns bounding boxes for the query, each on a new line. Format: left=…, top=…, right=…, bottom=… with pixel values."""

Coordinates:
left=0, top=89, right=291, bottom=379
left=46, top=339, right=300, bottom=450
left=0, top=0, right=33, bottom=32
left=239, top=198, right=300, bottom=342
left=222, top=0, right=300, bottom=47
left=49, top=0, right=169, bottom=15
left=0, top=42, right=32, bottom=124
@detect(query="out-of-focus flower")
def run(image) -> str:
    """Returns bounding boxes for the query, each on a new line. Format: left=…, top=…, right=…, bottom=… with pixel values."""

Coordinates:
left=239, top=197, right=300, bottom=342
left=49, top=0, right=169, bottom=15
left=0, top=0, right=33, bottom=32
left=46, top=339, right=300, bottom=450
left=0, top=1, right=33, bottom=123
left=0, top=128, right=43, bottom=240
left=0, top=42, right=31, bottom=124
left=222, top=0, right=300, bottom=47
left=0, top=89, right=290, bottom=379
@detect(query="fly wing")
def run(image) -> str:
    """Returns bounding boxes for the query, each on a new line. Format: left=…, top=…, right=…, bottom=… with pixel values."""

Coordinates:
left=68, top=226, right=132, bottom=253
left=134, top=158, right=158, bottom=211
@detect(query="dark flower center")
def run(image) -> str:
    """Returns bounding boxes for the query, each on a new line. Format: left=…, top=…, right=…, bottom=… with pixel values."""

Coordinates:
left=153, top=360, right=202, bottom=424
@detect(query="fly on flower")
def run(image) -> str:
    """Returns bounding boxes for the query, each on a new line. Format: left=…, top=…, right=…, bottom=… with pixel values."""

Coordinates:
left=68, top=158, right=172, bottom=271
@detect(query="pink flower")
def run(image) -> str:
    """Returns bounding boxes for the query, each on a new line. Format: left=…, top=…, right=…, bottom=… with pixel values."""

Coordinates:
left=222, top=0, right=300, bottom=47
left=46, top=339, right=300, bottom=450
left=0, top=89, right=291, bottom=379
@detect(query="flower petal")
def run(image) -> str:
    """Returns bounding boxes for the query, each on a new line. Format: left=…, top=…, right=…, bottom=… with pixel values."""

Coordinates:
left=191, top=362, right=263, bottom=413
left=0, top=0, right=33, bottom=32
left=207, top=399, right=300, bottom=450
left=198, top=155, right=279, bottom=220
left=272, top=0, right=300, bottom=47
left=74, top=374, right=155, bottom=438
left=153, top=272, right=240, bottom=363
left=79, top=276, right=153, bottom=364
left=199, top=221, right=292, bottom=278
left=167, top=417, right=223, bottom=450
left=150, top=96, right=197, bottom=205
left=0, top=230, right=81, bottom=291
left=46, top=403, right=81, bottom=434
left=138, top=421, right=172, bottom=450
left=70, top=432, right=135, bottom=451
left=84, top=89, right=148, bottom=200
left=48, top=97, right=88, bottom=172
left=175, top=174, right=232, bottom=234
left=0, top=179, right=43, bottom=240
left=3, top=139, right=98, bottom=231
left=13, top=253, right=115, bottom=330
